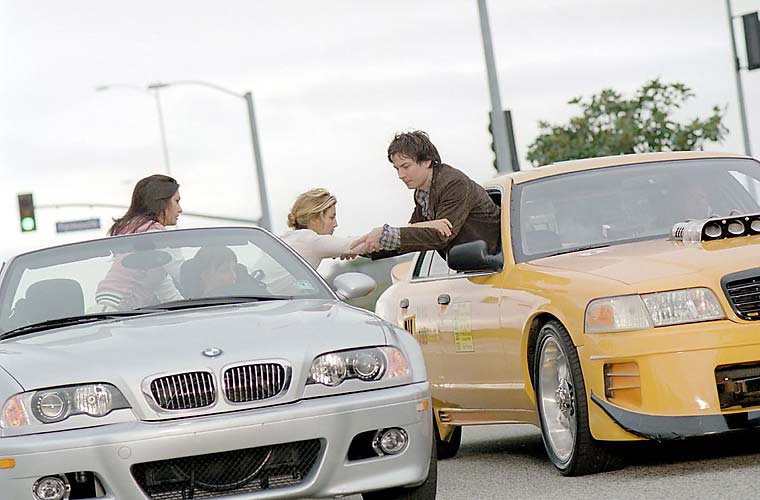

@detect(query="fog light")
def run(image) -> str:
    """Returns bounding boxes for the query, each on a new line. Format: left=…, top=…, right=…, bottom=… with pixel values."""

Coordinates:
left=373, top=428, right=408, bottom=455
left=33, top=475, right=70, bottom=500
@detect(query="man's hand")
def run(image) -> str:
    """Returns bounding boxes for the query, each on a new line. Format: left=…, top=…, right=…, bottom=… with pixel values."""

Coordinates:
left=339, top=253, right=359, bottom=260
left=410, top=218, right=452, bottom=237
left=351, top=227, right=384, bottom=253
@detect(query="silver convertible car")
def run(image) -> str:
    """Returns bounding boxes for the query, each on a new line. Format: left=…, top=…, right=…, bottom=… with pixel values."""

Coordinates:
left=0, top=227, right=435, bottom=500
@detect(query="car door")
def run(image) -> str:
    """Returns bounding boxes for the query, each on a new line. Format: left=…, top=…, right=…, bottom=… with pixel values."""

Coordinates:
left=435, top=184, right=535, bottom=420
left=433, top=252, right=510, bottom=412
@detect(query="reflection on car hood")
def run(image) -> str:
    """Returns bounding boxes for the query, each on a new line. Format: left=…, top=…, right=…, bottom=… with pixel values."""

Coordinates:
left=0, top=299, right=386, bottom=391
left=531, top=236, right=760, bottom=286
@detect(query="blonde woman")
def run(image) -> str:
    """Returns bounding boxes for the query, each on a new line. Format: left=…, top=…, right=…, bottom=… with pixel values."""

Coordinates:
left=283, top=188, right=451, bottom=270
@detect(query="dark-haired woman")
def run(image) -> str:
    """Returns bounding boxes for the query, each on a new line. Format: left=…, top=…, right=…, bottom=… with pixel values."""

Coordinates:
left=96, top=174, right=184, bottom=311
left=108, top=174, right=183, bottom=235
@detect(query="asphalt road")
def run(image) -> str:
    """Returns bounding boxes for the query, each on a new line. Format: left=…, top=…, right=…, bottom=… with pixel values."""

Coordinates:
left=346, top=424, right=760, bottom=500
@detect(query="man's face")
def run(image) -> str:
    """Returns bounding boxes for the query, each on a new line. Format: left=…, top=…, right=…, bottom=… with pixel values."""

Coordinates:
left=391, top=153, right=432, bottom=190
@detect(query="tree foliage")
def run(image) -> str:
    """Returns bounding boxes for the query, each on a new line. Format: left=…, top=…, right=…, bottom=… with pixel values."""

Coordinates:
left=526, top=79, right=728, bottom=167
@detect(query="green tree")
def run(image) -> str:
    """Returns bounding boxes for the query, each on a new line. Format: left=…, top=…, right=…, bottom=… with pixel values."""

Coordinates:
left=526, top=79, right=728, bottom=167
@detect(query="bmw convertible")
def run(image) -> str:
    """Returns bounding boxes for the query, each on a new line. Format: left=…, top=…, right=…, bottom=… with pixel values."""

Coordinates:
left=0, top=227, right=435, bottom=500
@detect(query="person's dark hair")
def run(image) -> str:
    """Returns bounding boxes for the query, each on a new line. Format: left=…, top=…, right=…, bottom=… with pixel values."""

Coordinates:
left=109, top=174, right=180, bottom=236
left=180, top=246, right=237, bottom=297
left=387, top=130, right=441, bottom=167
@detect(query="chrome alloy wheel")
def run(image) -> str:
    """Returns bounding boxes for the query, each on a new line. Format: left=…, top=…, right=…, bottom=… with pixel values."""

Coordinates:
left=538, top=336, right=576, bottom=463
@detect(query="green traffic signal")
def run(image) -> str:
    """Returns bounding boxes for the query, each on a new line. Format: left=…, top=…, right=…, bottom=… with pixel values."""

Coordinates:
left=21, top=216, right=36, bottom=231
left=17, top=193, right=37, bottom=232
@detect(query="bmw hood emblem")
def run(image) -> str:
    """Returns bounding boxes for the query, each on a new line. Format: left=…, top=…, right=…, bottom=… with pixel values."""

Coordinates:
left=202, top=347, right=223, bottom=358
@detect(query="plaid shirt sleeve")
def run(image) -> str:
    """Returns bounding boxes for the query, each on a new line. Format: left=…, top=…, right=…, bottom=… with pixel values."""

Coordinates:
left=379, top=224, right=401, bottom=251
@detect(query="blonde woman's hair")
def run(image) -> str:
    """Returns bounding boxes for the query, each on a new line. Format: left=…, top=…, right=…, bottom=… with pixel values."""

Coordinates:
left=287, top=188, right=337, bottom=229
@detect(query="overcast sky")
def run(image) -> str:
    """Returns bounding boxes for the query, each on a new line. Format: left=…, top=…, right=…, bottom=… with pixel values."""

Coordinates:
left=1, top=0, right=759, bottom=258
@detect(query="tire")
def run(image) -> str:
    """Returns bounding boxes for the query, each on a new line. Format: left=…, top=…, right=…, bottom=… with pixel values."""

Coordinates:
left=362, top=434, right=437, bottom=500
left=434, top=420, right=461, bottom=460
left=534, top=320, right=624, bottom=476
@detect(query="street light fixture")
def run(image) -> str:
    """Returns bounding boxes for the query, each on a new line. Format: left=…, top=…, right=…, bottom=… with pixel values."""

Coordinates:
left=95, top=84, right=172, bottom=175
left=145, top=80, right=271, bottom=231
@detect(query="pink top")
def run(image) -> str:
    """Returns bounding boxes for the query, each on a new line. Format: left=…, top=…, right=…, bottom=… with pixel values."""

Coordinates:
left=110, top=218, right=166, bottom=236
left=96, top=218, right=181, bottom=310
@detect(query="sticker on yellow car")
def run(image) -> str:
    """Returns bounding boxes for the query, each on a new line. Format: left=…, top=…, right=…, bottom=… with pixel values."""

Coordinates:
left=453, top=302, right=474, bottom=352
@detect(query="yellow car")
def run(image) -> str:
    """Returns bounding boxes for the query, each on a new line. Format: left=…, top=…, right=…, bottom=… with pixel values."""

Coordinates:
left=375, top=152, right=760, bottom=476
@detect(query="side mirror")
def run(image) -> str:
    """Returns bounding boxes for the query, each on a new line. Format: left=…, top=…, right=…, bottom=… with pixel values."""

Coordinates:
left=333, top=272, right=376, bottom=301
left=447, top=240, right=503, bottom=272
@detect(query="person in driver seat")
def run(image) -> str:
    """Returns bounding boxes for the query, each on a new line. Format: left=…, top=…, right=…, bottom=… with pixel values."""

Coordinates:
left=180, top=247, right=238, bottom=298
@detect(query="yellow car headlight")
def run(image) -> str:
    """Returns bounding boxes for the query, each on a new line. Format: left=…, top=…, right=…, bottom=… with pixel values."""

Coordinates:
left=585, top=288, right=724, bottom=333
left=641, top=288, right=724, bottom=327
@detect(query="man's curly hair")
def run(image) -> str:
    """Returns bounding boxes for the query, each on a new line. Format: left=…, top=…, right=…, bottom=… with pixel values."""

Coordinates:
left=387, top=130, right=441, bottom=167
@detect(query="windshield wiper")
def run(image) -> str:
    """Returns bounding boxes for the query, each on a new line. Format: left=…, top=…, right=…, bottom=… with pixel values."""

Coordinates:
left=0, top=310, right=164, bottom=341
left=136, top=295, right=293, bottom=311
left=548, top=243, right=611, bottom=258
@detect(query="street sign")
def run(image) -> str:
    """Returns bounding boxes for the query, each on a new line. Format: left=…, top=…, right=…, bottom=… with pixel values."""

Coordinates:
left=55, top=218, right=101, bottom=233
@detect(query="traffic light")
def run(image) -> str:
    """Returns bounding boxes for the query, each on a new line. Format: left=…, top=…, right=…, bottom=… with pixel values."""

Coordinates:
left=488, top=114, right=498, bottom=170
left=487, top=110, right=520, bottom=173
left=17, top=193, right=36, bottom=232
left=743, top=12, right=760, bottom=71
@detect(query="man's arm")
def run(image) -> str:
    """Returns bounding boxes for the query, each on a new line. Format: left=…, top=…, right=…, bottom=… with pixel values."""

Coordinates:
left=351, top=205, right=421, bottom=259
left=395, top=177, right=470, bottom=253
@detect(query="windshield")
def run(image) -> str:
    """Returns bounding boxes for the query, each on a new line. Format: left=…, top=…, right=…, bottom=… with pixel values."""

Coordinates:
left=0, top=227, right=333, bottom=334
left=511, top=158, right=760, bottom=262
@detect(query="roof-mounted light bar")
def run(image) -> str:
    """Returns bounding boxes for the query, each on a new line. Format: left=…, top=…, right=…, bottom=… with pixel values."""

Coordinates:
left=671, top=213, right=760, bottom=243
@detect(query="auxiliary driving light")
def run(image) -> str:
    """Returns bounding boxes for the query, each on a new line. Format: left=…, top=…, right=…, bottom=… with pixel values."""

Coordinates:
left=373, top=428, right=409, bottom=455
left=671, top=212, right=760, bottom=243
left=33, top=475, right=70, bottom=500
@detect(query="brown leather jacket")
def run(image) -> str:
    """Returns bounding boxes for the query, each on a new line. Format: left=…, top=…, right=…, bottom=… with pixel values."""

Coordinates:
left=372, top=163, right=501, bottom=260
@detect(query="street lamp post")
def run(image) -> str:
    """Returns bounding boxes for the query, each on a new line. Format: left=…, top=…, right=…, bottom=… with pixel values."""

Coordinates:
left=726, top=0, right=753, bottom=156
left=146, top=81, right=271, bottom=231
left=95, top=84, right=172, bottom=175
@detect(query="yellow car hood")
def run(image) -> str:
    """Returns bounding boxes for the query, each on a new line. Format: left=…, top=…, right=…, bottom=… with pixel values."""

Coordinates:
left=531, top=235, right=760, bottom=286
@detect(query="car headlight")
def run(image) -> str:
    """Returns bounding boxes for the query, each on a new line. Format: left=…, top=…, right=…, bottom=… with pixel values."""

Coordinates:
left=1, top=383, right=130, bottom=429
left=641, top=288, right=724, bottom=326
left=307, top=347, right=409, bottom=387
left=585, top=288, right=724, bottom=333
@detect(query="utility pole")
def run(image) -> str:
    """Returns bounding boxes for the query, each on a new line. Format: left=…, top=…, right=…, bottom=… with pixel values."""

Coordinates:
left=477, top=0, right=515, bottom=173
left=726, top=0, right=753, bottom=156
left=152, top=89, right=172, bottom=176
left=243, top=91, right=271, bottom=232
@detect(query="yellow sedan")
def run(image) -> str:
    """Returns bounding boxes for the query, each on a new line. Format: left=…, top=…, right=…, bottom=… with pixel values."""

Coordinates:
left=375, top=151, right=760, bottom=475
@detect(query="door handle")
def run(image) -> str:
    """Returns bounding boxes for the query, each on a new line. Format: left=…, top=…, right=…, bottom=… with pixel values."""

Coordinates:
left=400, top=298, right=409, bottom=309
left=437, top=294, right=451, bottom=305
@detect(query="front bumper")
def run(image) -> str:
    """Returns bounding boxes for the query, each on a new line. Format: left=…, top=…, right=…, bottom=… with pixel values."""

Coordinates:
left=0, top=382, right=432, bottom=500
left=581, top=319, right=760, bottom=441
left=591, top=392, right=760, bottom=440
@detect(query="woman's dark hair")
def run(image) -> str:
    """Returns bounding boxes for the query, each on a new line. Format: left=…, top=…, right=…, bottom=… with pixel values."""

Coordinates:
left=109, top=174, right=179, bottom=235
left=387, top=130, right=441, bottom=167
